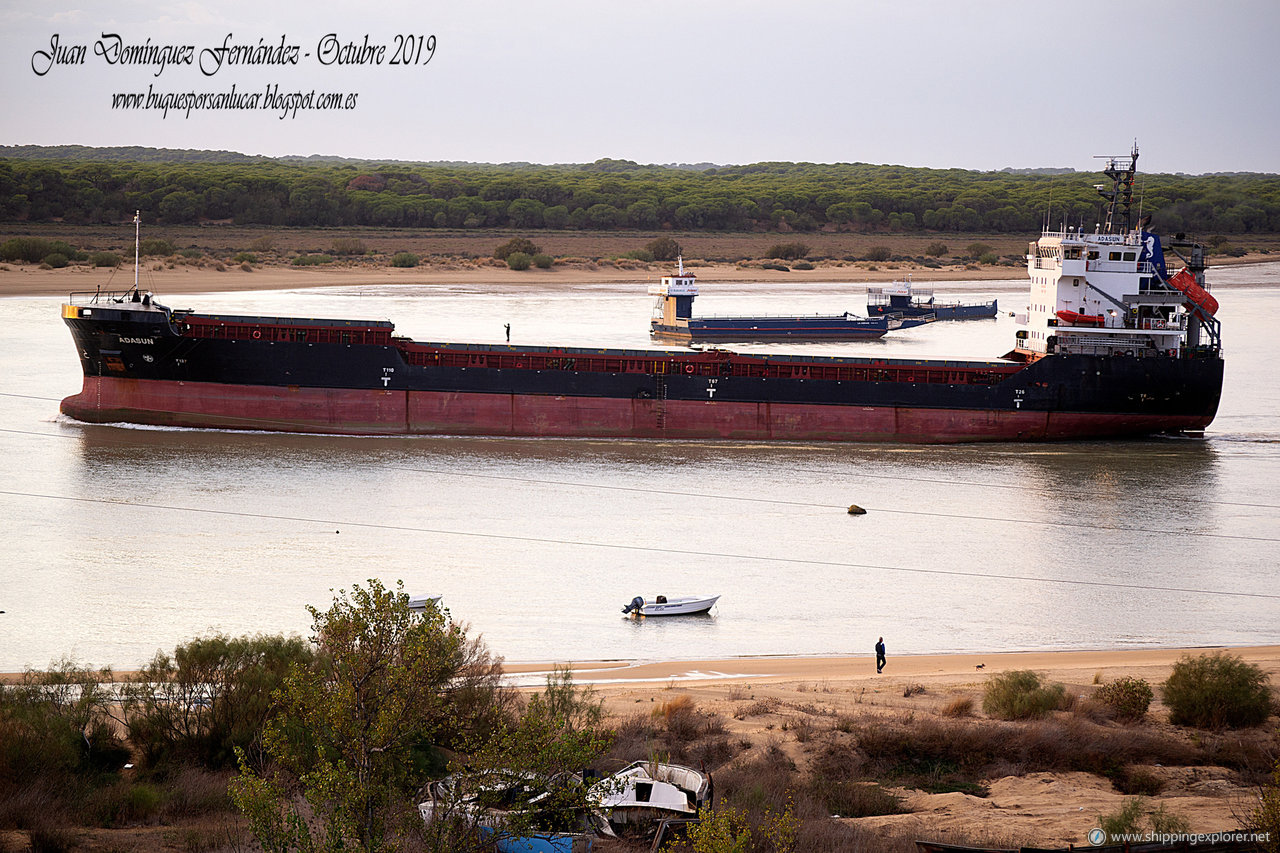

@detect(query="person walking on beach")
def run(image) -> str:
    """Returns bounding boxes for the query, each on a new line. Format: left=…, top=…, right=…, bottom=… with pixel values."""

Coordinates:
left=875, top=637, right=886, bottom=673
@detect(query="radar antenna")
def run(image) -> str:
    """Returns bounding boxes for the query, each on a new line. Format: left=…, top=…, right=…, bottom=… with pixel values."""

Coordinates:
left=1094, top=143, right=1139, bottom=234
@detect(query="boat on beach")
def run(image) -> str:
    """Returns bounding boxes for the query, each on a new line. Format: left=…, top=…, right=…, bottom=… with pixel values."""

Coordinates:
left=621, top=594, right=720, bottom=616
left=590, top=760, right=711, bottom=832
left=58, top=147, right=1223, bottom=443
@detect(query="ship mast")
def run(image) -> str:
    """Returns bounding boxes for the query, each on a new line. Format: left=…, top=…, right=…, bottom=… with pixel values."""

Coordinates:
left=133, top=210, right=140, bottom=294
left=1095, top=144, right=1138, bottom=234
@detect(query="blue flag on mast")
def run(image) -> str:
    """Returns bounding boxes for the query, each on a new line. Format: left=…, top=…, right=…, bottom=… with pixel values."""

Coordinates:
left=1140, top=231, right=1167, bottom=279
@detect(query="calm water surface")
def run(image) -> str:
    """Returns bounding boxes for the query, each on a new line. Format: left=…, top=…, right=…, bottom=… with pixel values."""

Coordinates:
left=2, top=266, right=1277, bottom=671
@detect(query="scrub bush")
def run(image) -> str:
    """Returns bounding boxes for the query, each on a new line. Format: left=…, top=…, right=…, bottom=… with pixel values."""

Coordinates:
left=494, top=237, right=539, bottom=260
left=1162, top=652, right=1273, bottom=729
left=1095, top=677, right=1154, bottom=723
left=982, top=670, right=1068, bottom=720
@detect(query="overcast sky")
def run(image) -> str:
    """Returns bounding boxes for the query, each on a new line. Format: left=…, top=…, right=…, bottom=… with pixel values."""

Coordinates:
left=3, top=0, right=1278, bottom=174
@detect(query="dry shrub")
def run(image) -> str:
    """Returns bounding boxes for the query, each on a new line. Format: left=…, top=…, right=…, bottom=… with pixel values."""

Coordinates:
left=787, top=716, right=814, bottom=743
left=727, top=685, right=752, bottom=701
left=605, top=704, right=739, bottom=771
left=734, top=698, right=780, bottom=719
left=26, top=825, right=80, bottom=853
left=164, top=768, right=234, bottom=817
left=715, top=744, right=796, bottom=815
left=654, top=694, right=694, bottom=723
left=1111, top=764, right=1164, bottom=796
left=940, top=695, right=975, bottom=718
left=796, top=821, right=919, bottom=853
left=655, top=695, right=709, bottom=742
left=87, top=780, right=166, bottom=827
left=809, top=737, right=865, bottom=781
left=330, top=237, right=367, bottom=256
left=833, top=710, right=1206, bottom=796
left=1198, top=729, right=1280, bottom=783
left=806, top=778, right=902, bottom=818
left=0, top=778, right=79, bottom=831
left=902, top=684, right=926, bottom=698
left=1072, top=696, right=1115, bottom=724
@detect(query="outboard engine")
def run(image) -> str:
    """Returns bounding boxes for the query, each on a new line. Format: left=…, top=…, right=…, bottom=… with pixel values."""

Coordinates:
left=622, top=596, right=645, bottom=615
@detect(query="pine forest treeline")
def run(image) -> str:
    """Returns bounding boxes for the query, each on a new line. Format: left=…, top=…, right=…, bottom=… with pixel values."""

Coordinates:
left=2, top=150, right=1278, bottom=235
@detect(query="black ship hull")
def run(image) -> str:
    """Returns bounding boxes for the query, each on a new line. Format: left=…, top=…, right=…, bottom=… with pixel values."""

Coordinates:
left=60, top=302, right=1223, bottom=442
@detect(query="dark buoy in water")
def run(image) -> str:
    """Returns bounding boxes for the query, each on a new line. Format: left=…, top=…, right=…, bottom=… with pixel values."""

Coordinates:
left=847, top=505, right=866, bottom=515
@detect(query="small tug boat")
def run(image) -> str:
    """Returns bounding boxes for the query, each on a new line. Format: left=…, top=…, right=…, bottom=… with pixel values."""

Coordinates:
left=648, top=259, right=925, bottom=342
left=867, top=278, right=998, bottom=321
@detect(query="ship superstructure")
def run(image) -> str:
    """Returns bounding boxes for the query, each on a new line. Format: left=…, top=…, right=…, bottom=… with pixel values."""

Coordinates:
left=1018, top=147, right=1220, bottom=363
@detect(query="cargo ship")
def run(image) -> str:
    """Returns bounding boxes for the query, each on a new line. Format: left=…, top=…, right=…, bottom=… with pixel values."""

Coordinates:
left=866, top=279, right=998, bottom=321
left=647, top=260, right=929, bottom=342
left=60, top=149, right=1223, bottom=442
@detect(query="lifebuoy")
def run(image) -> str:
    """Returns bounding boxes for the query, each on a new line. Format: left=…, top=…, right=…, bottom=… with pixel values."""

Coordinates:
left=252, top=330, right=261, bottom=339
left=684, top=363, right=695, bottom=374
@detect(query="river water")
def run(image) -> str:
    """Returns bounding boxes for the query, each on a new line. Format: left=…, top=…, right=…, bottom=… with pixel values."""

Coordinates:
left=1, top=265, right=1277, bottom=672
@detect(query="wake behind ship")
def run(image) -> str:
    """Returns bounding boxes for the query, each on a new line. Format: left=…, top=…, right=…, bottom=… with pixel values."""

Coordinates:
left=60, top=149, right=1224, bottom=443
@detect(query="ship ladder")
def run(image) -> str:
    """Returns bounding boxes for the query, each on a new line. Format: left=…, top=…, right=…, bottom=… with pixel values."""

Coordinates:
left=655, top=374, right=668, bottom=431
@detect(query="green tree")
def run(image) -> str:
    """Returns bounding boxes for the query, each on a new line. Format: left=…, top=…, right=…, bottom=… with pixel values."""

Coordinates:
left=232, top=580, right=494, bottom=852
left=121, top=633, right=314, bottom=770
left=158, top=189, right=201, bottom=223
left=0, top=659, right=127, bottom=785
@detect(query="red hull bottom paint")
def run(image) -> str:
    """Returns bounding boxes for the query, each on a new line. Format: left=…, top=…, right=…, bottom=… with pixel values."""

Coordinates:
left=61, top=377, right=1213, bottom=443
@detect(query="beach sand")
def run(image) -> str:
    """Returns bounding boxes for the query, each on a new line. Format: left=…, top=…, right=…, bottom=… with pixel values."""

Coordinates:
left=2, top=252, right=1274, bottom=299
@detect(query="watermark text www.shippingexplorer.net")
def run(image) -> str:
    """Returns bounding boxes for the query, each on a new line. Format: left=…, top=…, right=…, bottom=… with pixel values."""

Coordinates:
left=1087, top=828, right=1271, bottom=846
left=109, top=83, right=357, bottom=119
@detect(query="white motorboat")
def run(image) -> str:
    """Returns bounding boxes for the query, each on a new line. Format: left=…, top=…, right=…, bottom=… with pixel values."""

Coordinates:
left=621, top=594, right=719, bottom=616
left=408, top=594, right=442, bottom=611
